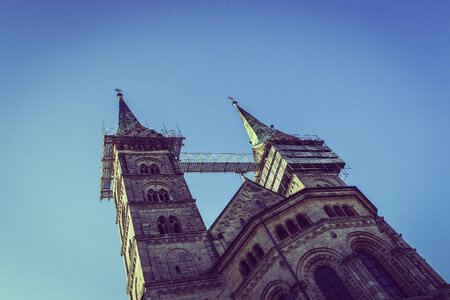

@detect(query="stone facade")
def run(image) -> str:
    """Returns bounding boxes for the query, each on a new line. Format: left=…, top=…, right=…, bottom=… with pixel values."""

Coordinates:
left=102, top=95, right=448, bottom=300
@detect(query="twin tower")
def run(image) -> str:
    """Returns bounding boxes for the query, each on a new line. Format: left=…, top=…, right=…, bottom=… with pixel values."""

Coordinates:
left=99, top=93, right=448, bottom=300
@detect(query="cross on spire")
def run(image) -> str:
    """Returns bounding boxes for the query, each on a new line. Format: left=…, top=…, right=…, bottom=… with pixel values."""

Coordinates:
left=227, top=96, right=238, bottom=105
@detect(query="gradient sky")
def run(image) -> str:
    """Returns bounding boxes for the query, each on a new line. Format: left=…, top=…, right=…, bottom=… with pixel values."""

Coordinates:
left=1, top=1, right=449, bottom=299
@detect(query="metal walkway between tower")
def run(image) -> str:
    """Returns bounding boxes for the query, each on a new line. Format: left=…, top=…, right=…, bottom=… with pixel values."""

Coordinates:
left=178, top=153, right=256, bottom=173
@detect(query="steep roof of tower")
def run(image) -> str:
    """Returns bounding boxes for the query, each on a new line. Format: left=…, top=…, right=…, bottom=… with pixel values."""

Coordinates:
left=116, top=93, right=163, bottom=137
left=233, top=102, right=297, bottom=146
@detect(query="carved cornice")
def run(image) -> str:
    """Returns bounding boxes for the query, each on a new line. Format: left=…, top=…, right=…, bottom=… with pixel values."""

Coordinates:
left=135, top=231, right=210, bottom=245
left=128, top=200, right=196, bottom=207
left=145, top=275, right=224, bottom=295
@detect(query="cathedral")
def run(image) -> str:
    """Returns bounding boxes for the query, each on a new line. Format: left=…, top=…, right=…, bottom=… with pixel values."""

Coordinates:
left=99, top=92, right=448, bottom=300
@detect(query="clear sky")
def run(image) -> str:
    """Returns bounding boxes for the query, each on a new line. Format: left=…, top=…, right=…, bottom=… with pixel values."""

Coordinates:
left=1, top=1, right=449, bottom=299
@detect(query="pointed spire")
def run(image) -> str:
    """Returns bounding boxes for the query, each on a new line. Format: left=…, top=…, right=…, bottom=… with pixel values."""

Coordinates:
left=231, top=97, right=297, bottom=146
left=116, top=92, right=142, bottom=134
left=115, top=90, right=162, bottom=137
left=231, top=98, right=275, bottom=146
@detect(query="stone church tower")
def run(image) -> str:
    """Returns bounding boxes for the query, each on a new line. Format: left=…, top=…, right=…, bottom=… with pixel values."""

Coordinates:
left=100, top=92, right=448, bottom=300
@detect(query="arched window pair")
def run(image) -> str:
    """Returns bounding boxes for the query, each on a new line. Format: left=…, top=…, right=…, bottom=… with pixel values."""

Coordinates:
left=157, top=216, right=182, bottom=234
left=313, top=253, right=404, bottom=299
left=239, top=244, right=265, bottom=279
left=275, top=213, right=312, bottom=241
left=323, top=204, right=358, bottom=218
left=147, top=188, right=170, bottom=201
left=140, top=163, right=160, bottom=174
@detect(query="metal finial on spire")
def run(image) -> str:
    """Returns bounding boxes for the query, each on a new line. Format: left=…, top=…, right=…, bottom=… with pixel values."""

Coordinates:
left=227, top=96, right=238, bottom=105
left=114, top=88, right=123, bottom=100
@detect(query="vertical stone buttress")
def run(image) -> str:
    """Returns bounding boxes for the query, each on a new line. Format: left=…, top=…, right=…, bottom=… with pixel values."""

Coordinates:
left=107, top=94, right=220, bottom=300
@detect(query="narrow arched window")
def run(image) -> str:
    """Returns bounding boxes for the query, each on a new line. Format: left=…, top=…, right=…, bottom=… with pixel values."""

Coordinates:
left=286, top=219, right=299, bottom=234
left=239, top=260, right=251, bottom=278
left=358, top=252, right=404, bottom=297
left=175, top=265, right=181, bottom=273
left=159, top=189, right=170, bottom=201
left=253, top=244, right=264, bottom=260
left=334, top=205, right=346, bottom=216
left=168, top=215, right=182, bottom=233
left=256, top=200, right=264, bottom=209
left=246, top=252, right=258, bottom=268
left=150, top=164, right=160, bottom=174
left=314, top=266, right=354, bottom=300
left=343, top=205, right=358, bottom=216
left=147, top=189, right=158, bottom=201
left=275, top=225, right=289, bottom=241
left=240, top=218, right=246, bottom=227
left=296, top=213, right=311, bottom=229
left=140, top=164, right=149, bottom=173
left=157, top=216, right=167, bottom=234
left=324, top=205, right=336, bottom=217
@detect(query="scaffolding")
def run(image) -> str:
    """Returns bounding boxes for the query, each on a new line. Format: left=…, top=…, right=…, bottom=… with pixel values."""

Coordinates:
left=178, top=153, right=256, bottom=173
left=99, top=127, right=350, bottom=201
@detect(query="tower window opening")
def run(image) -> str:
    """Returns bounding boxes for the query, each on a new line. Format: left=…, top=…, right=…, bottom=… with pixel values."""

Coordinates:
left=218, top=232, right=224, bottom=239
left=150, top=164, right=160, bottom=174
left=333, top=205, right=346, bottom=217
left=157, top=216, right=167, bottom=234
left=358, top=252, right=405, bottom=297
left=343, top=205, right=358, bottom=216
left=168, top=215, right=182, bottom=233
left=324, top=205, right=337, bottom=217
left=253, top=244, right=264, bottom=260
left=296, top=213, right=311, bottom=229
left=159, top=189, right=170, bottom=201
left=275, top=225, right=289, bottom=241
left=175, top=265, right=181, bottom=273
left=286, top=219, right=299, bottom=234
left=246, top=252, right=258, bottom=268
left=239, top=218, right=247, bottom=227
left=314, top=266, right=354, bottom=300
left=239, top=260, right=251, bottom=279
left=147, top=189, right=158, bottom=202
left=140, top=164, right=149, bottom=173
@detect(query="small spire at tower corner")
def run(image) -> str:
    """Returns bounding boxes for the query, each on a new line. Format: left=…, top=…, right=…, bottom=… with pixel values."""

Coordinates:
left=114, top=88, right=123, bottom=100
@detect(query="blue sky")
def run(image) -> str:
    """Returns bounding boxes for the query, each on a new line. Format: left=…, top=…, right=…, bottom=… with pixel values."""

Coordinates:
left=0, top=1, right=449, bottom=299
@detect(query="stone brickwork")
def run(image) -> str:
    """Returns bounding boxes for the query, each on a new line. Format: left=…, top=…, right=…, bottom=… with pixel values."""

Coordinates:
left=103, top=96, right=448, bottom=300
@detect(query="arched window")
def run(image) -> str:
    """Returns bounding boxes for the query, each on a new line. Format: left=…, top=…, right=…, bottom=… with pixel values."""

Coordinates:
left=286, top=219, right=299, bottom=234
left=175, top=265, right=181, bottom=273
left=324, top=205, right=336, bottom=217
left=218, top=232, right=224, bottom=239
left=253, top=244, right=264, bottom=260
left=246, top=252, right=258, bottom=268
left=240, top=218, right=247, bottom=227
left=358, top=252, right=404, bottom=297
left=157, top=216, right=167, bottom=234
left=333, top=205, right=346, bottom=217
left=150, top=164, right=160, bottom=174
left=275, top=225, right=289, bottom=241
left=159, top=189, right=170, bottom=201
left=314, top=266, right=354, bottom=300
left=343, top=205, right=358, bottom=216
left=140, top=164, right=149, bottom=173
left=168, top=215, right=182, bottom=233
left=239, top=260, right=251, bottom=279
left=256, top=200, right=264, bottom=209
left=296, top=213, right=311, bottom=229
left=147, top=189, right=158, bottom=201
